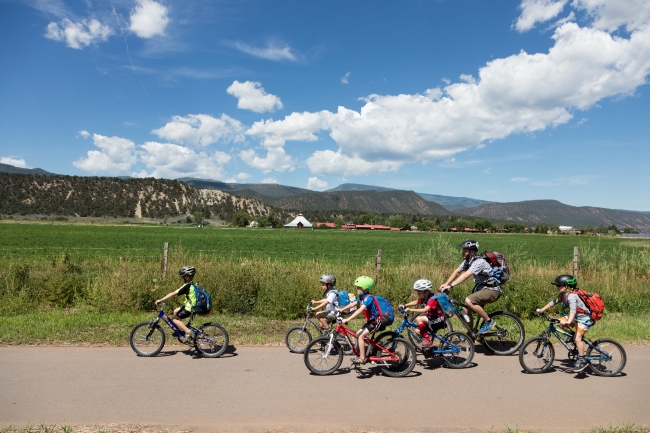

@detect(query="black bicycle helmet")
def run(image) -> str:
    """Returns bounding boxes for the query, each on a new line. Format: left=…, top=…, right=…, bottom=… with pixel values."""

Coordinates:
left=319, top=274, right=336, bottom=285
left=551, top=274, right=577, bottom=288
left=459, top=239, right=479, bottom=251
left=177, top=266, right=196, bottom=277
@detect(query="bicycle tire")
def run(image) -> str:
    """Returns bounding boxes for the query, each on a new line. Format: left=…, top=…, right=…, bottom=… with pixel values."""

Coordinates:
left=481, top=312, right=525, bottom=355
left=439, top=332, right=474, bottom=368
left=285, top=326, right=312, bottom=354
left=194, top=323, right=229, bottom=358
left=519, top=336, right=555, bottom=374
left=377, top=337, right=417, bottom=378
left=586, top=338, right=626, bottom=377
left=129, top=321, right=165, bottom=357
left=304, top=336, right=344, bottom=375
left=405, top=317, right=453, bottom=352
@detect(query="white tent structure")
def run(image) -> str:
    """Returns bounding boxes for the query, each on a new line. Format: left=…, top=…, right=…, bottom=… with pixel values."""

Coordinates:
left=283, top=214, right=313, bottom=229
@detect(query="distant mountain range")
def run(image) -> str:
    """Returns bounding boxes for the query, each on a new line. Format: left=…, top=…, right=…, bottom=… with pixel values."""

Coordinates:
left=457, top=200, right=650, bottom=231
left=0, top=163, right=55, bottom=176
left=327, top=183, right=492, bottom=210
left=2, top=165, right=649, bottom=230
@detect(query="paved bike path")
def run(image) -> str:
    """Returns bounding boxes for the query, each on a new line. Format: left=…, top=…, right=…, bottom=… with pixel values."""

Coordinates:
left=1, top=345, right=648, bottom=432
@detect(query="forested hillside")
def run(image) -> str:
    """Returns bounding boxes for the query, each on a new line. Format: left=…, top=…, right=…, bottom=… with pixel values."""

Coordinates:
left=0, top=173, right=274, bottom=220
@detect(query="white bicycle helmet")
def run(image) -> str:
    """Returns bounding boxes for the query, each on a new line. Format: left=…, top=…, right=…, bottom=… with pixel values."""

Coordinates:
left=177, top=266, right=196, bottom=277
left=319, top=274, right=336, bottom=285
left=413, top=279, right=433, bottom=292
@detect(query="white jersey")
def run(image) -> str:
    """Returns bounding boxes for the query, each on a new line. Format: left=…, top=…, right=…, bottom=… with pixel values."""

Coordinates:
left=325, top=290, right=339, bottom=313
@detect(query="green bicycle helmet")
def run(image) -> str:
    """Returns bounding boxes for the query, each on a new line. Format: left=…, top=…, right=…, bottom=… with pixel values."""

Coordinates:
left=552, top=274, right=577, bottom=288
left=354, top=276, right=375, bottom=292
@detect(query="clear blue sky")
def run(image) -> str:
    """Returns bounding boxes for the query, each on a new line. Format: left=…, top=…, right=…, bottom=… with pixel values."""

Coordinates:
left=1, top=0, right=649, bottom=210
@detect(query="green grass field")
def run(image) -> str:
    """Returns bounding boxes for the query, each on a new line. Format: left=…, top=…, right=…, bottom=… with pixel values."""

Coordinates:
left=1, top=221, right=648, bottom=264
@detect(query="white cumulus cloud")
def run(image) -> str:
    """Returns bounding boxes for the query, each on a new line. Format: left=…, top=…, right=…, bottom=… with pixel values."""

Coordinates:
left=152, top=114, right=245, bottom=147
left=227, top=81, right=283, bottom=113
left=1, top=157, right=30, bottom=168
left=515, top=0, right=569, bottom=32
left=73, top=134, right=137, bottom=173
left=307, top=177, right=328, bottom=190
left=262, top=177, right=278, bottom=184
left=240, top=147, right=293, bottom=173
left=245, top=1, right=650, bottom=176
left=45, top=18, right=112, bottom=49
left=139, top=142, right=229, bottom=179
left=129, top=0, right=169, bottom=38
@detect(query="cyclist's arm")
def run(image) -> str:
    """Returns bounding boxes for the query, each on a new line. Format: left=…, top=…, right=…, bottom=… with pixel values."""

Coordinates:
left=441, top=269, right=462, bottom=289
left=406, top=305, right=430, bottom=314
left=442, top=270, right=472, bottom=291
left=399, top=300, right=419, bottom=309
left=342, top=304, right=366, bottom=323
left=311, top=298, right=328, bottom=310
left=155, top=290, right=178, bottom=305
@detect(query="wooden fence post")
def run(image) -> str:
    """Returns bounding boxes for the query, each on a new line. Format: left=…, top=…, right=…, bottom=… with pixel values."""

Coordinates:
left=573, top=246, right=579, bottom=276
left=162, top=242, right=169, bottom=280
left=376, top=249, right=382, bottom=284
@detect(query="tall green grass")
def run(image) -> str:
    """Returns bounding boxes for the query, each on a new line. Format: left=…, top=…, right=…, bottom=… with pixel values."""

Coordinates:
left=1, top=235, right=649, bottom=323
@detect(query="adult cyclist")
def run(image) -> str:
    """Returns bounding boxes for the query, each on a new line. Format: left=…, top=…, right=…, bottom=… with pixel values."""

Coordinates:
left=440, top=240, right=501, bottom=334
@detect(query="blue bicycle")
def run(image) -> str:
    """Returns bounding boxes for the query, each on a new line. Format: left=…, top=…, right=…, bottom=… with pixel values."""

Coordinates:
left=129, top=302, right=229, bottom=358
left=375, top=308, right=475, bottom=368
left=519, top=313, right=626, bottom=376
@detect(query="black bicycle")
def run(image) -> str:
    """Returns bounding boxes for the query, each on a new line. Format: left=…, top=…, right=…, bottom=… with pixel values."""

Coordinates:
left=446, top=295, right=525, bottom=355
left=285, top=302, right=352, bottom=354
left=519, top=313, right=626, bottom=376
left=129, top=302, right=229, bottom=358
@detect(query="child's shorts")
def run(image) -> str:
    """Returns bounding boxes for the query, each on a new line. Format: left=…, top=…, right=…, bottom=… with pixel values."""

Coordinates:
left=176, top=306, right=192, bottom=319
left=562, top=316, right=594, bottom=335
left=317, top=311, right=337, bottom=324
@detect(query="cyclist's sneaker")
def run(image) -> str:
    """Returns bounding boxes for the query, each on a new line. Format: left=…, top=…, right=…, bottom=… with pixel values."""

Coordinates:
left=419, top=339, right=434, bottom=348
left=571, top=357, right=589, bottom=373
left=180, top=332, right=194, bottom=344
left=351, top=357, right=368, bottom=365
left=479, top=319, right=495, bottom=334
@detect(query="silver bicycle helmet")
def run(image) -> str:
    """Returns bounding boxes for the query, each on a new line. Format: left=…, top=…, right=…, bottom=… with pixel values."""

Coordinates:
left=319, top=274, right=336, bottom=285
left=177, top=266, right=196, bottom=277
left=413, top=279, right=433, bottom=291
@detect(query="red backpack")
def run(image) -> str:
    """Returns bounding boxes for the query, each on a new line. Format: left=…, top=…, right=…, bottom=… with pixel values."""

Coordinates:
left=571, top=289, right=605, bottom=322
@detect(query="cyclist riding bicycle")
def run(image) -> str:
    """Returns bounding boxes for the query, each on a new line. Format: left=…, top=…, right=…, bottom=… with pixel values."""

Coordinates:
left=440, top=240, right=501, bottom=334
left=399, top=279, right=447, bottom=348
left=154, top=266, right=202, bottom=343
left=536, top=274, right=594, bottom=373
left=340, top=276, right=394, bottom=365
left=311, top=273, right=339, bottom=333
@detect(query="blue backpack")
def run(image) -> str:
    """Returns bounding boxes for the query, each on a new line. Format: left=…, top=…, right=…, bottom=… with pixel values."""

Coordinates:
left=191, top=283, right=212, bottom=315
left=370, top=295, right=395, bottom=323
left=334, top=290, right=352, bottom=308
left=433, top=292, right=455, bottom=318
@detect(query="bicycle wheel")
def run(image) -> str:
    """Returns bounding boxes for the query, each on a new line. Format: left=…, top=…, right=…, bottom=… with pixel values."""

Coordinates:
left=285, top=326, right=312, bottom=354
left=586, top=338, right=626, bottom=377
left=335, top=335, right=354, bottom=356
left=439, top=332, right=474, bottom=368
left=194, top=323, right=229, bottom=358
left=481, top=312, right=525, bottom=355
left=519, top=336, right=555, bottom=374
left=304, top=336, right=344, bottom=376
left=129, top=321, right=165, bottom=357
left=378, top=337, right=417, bottom=378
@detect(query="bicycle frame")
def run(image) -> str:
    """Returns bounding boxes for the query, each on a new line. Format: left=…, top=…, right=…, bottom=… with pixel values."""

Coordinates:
left=539, top=316, right=614, bottom=363
left=298, top=303, right=335, bottom=336
left=152, top=303, right=201, bottom=339
left=449, top=297, right=500, bottom=340
left=330, top=321, right=400, bottom=364
left=392, top=310, right=463, bottom=355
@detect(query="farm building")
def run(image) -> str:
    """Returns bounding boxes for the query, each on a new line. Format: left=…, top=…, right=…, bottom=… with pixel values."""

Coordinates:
left=283, top=214, right=313, bottom=229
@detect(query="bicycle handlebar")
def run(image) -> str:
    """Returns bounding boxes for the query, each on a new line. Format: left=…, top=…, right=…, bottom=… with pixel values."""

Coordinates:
left=536, top=312, right=561, bottom=324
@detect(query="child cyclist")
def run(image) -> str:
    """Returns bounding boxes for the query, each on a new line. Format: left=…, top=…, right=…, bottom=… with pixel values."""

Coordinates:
left=154, top=266, right=201, bottom=344
left=399, top=279, right=447, bottom=348
left=339, top=276, right=394, bottom=365
left=536, top=274, right=594, bottom=373
left=310, top=274, right=339, bottom=332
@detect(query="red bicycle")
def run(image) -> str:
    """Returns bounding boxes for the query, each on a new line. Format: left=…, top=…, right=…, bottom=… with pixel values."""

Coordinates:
left=303, top=311, right=417, bottom=377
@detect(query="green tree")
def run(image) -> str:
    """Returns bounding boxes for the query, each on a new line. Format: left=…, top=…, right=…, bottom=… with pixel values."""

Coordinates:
left=232, top=211, right=249, bottom=227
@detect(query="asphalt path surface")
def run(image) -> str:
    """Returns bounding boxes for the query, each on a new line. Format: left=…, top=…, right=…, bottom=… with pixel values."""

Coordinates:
left=1, top=344, right=648, bottom=432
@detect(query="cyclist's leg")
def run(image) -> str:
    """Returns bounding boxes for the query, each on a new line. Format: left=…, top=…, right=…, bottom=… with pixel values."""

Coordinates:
left=355, top=325, right=372, bottom=363
left=465, top=289, right=499, bottom=325
left=414, top=315, right=432, bottom=345
left=172, top=307, right=191, bottom=334
left=314, top=311, right=330, bottom=331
